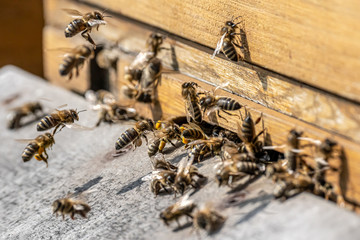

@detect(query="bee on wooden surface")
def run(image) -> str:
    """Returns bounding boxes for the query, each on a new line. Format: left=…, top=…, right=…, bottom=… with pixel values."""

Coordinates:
left=148, top=122, right=182, bottom=157
left=21, top=132, right=55, bottom=167
left=115, top=119, right=155, bottom=152
left=215, top=156, right=265, bottom=187
left=160, top=194, right=196, bottom=226
left=146, top=33, right=165, bottom=57
left=273, top=172, right=314, bottom=200
left=198, top=84, right=242, bottom=123
left=52, top=197, right=91, bottom=220
left=151, top=154, right=178, bottom=171
left=95, top=103, right=138, bottom=127
left=180, top=122, right=207, bottom=144
left=142, top=170, right=177, bottom=196
left=7, top=102, right=43, bottom=129
left=237, top=110, right=265, bottom=159
left=193, top=204, right=226, bottom=234
left=181, top=82, right=202, bottom=124
left=59, top=45, right=94, bottom=81
left=63, top=9, right=109, bottom=47
left=36, top=106, right=85, bottom=135
left=212, top=16, right=244, bottom=62
left=173, top=157, right=207, bottom=195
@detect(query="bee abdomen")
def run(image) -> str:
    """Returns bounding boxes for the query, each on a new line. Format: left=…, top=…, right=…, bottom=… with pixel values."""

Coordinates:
left=115, top=128, right=139, bottom=150
left=236, top=162, right=260, bottom=174
left=182, top=129, right=204, bottom=140
left=222, top=41, right=238, bottom=62
left=65, top=19, right=85, bottom=37
left=148, top=139, right=161, bottom=157
left=59, top=56, right=76, bottom=76
left=22, top=142, right=39, bottom=162
left=217, top=97, right=241, bottom=110
left=37, top=115, right=57, bottom=131
left=191, top=102, right=202, bottom=123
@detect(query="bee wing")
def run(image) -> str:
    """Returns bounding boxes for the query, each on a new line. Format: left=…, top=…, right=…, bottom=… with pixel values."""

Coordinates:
left=187, top=139, right=212, bottom=147
left=211, top=32, right=227, bottom=59
left=141, top=171, right=161, bottom=181
left=129, top=52, right=154, bottom=70
left=62, top=8, right=84, bottom=18
left=206, top=106, right=220, bottom=124
left=65, top=123, right=95, bottom=131
left=88, top=19, right=107, bottom=27
left=174, top=193, right=194, bottom=210
left=15, top=139, right=34, bottom=143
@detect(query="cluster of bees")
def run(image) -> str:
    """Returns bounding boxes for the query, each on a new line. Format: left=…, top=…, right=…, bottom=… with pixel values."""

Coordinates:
left=6, top=7, right=348, bottom=235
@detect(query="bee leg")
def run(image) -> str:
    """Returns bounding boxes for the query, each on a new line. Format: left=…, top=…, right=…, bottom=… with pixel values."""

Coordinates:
left=168, top=139, right=177, bottom=148
left=71, top=212, right=75, bottom=220
left=216, top=110, right=228, bottom=122
left=143, top=134, right=149, bottom=145
left=75, top=64, right=79, bottom=77
left=62, top=214, right=65, bottom=221
left=81, top=30, right=96, bottom=48
left=176, top=219, right=181, bottom=228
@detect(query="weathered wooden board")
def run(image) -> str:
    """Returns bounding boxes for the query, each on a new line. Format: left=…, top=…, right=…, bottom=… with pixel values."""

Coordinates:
left=81, top=0, right=360, bottom=103
left=43, top=26, right=90, bottom=93
left=43, top=0, right=360, bottom=143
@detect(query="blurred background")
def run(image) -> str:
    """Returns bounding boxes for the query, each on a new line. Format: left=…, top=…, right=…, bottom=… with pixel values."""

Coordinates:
left=0, top=0, right=44, bottom=77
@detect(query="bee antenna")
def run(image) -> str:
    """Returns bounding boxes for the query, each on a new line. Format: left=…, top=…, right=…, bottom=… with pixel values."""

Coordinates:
left=77, top=109, right=87, bottom=114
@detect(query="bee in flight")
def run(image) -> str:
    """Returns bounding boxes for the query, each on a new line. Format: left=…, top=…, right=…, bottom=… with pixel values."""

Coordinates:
left=36, top=105, right=86, bottom=135
left=7, top=102, right=43, bottom=129
left=58, top=45, right=94, bottom=81
left=212, top=16, right=244, bottom=62
left=193, top=203, right=226, bottom=234
left=63, top=8, right=109, bottom=48
left=52, top=196, right=91, bottom=220
left=21, top=132, right=55, bottom=167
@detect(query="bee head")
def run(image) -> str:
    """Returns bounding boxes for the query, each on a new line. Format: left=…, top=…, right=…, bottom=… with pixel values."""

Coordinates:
left=146, top=119, right=155, bottom=130
left=94, top=11, right=104, bottom=20
left=34, top=102, right=43, bottom=112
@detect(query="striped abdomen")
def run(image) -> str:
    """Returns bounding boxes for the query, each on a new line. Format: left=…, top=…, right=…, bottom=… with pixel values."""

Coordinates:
left=222, top=40, right=238, bottom=62
left=64, top=19, right=86, bottom=37
left=182, top=128, right=204, bottom=140
left=115, top=128, right=139, bottom=150
left=59, top=56, right=76, bottom=76
left=217, top=97, right=241, bottom=111
left=22, top=142, right=39, bottom=162
left=236, top=162, right=261, bottom=174
left=148, top=138, right=161, bottom=157
left=189, top=101, right=202, bottom=123
left=37, top=115, right=58, bottom=131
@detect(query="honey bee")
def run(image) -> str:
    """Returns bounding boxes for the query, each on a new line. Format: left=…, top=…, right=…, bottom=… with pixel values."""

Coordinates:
left=142, top=170, right=177, bottom=196
left=148, top=121, right=182, bottom=157
left=173, top=157, right=207, bottom=195
left=59, top=45, right=94, bottom=81
left=193, top=204, right=226, bottom=234
left=199, top=85, right=242, bottom=123
left=85, top=89, right=116, bottom=106
left=211, top=126, right=242, bottom=144
left=95, top=102, right=138, bottom=127
left=160, top=194, right=196, bottom=226
left=181, top=82, right=202, bottom=124
left=21, top=132, right=55, bottom=167
left=212, top=16, right=244, bottom=62
left=146, top=33, right=165, bottom=57
left=115, top=119, right=155, bottom=152
left=273, top=172, right=314, bottom=200
left=36, top=107, right=85, bottom=135
left=63, top=9, right=108, bottom=47
left=52, top=197, right=91, bottom=220
left=187, top=137, right=226, bottom=163
left=236, top=110, right=265, bottom=159
left=7, top=102, right=43, bottom=129
left=151, top=154, right=178, bottom=171
left=136, top=58, right=162, bottom=103
left=180, top=122, right=207, bottom=144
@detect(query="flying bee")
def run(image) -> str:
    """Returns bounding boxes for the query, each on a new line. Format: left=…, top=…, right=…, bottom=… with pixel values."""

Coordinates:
left=160, top=194, right=196, bottom=227
left=181, top=82, right=202, bottom=124
left=273, top=172, right=314, bottom=200
left=95, top=103, right=138, bottom=127
left=21, top=132, right=55, bottom=167
left=36, top=107, right=85, bottom=135
left=58, top=45, right=94, bottom=81
left=63, top=9, right=109, bottom=47
left=7, top=102, right=43, bottom=129
left=151, top=154, right=178, bottom=171
left=193, top=204, right=226, bottom=234
left=142, top=170, right=177, bottom=196
left=173, top=157, right=207, bottom=195
left=148, top=122, right=182, bottom=157
left=212, top=16, right=244, bottom=62
left=115, top=119, right=155, bottom=152
left=198, top=85, right=242, bottom=123
left=52, top=197, right=91, bottom=220
left=236, top=110, right=265, bottom=159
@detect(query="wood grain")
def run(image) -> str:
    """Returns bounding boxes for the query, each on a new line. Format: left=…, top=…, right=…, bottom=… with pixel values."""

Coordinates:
left=43, top=0, right=360, bottom=143
left=43, top=26, right=90, bottom=93
left=81, top=0, right=360, bottom=104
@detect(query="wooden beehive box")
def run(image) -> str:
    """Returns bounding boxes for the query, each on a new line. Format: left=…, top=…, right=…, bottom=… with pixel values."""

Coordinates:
left=43, top=0, right=360, bottom=209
